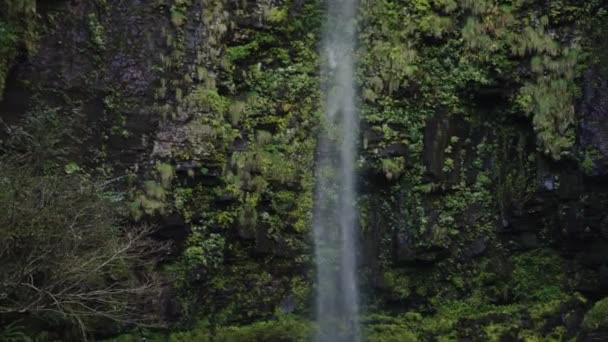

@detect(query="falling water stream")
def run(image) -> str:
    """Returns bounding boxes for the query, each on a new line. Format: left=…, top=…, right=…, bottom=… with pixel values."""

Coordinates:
left=313, top=0, right=360, bottom=341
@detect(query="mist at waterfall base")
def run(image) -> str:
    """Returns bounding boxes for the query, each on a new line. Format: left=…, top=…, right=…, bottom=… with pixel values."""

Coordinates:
left=312, top=0, right=360, bottom=341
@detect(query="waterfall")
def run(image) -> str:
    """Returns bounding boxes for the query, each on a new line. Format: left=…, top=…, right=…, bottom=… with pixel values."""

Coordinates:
left=313, top=0, right=360, bottom=341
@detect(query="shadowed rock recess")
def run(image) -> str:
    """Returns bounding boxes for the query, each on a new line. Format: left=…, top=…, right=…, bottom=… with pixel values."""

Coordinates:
left=1, top=0, right=608, bottom=341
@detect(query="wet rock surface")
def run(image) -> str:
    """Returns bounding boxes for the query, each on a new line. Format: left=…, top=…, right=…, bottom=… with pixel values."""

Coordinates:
left=580, top=68, right=608, bottom=176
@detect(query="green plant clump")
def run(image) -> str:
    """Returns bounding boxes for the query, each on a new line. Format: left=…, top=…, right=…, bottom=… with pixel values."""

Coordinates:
left=582, top=297, right=608, bottom=331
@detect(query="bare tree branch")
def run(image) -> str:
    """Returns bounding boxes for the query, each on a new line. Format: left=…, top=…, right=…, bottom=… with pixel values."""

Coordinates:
left=0, top=163, right=171, bottom=339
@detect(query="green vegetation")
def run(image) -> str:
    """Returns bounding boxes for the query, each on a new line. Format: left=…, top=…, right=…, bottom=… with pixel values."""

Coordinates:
left=87, top=13, right=106, bottom=51
left=0, top=20, right=17, bottom=98
left=509, top=250, right=565, bottom=301
left=173, top=315, right=311, bottom=342
left=134, top=0, right=323, bottom=327
left=358, top=0, right=594, bottom=159
left=0, top=110, right=165, bottom=339
left=2, top=0, right=608, bottom=340
left=0, top=0, right=38, bottom=98
left=130, top=162, right=176, bottom=220
left=359, top=248, right=576, bottom=340
left=107, top=315, right=311, bottom=342
left=354, top=1, right=606, bottom=338
left=582, top=297, right=608, bottom=331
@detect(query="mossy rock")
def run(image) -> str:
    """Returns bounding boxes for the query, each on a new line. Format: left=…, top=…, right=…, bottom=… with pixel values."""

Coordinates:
left=167, top=316, right=312, bottom=342
left=582, top=297, right=608, bottom=331
left=367, top=327, right=417, bottom=342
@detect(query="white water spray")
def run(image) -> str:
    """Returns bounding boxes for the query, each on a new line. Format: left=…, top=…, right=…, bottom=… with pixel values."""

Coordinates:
left=313, top=0, right=360, bottom=341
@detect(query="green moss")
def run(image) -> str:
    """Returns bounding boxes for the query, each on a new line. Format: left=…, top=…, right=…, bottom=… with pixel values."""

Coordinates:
left=157, top=162, right=175, bottom=187
left=381, top=157, right=405, bottom=181
left=517, top=76, right=577, bottom=159
left=360, top=0, right=586, bottom=160
left=0, top=0, right=39, bottom=98
left=129, top=164, right=176, bottom=220
left=161, top=316, right=311, bottom=342
left=214, top=316, right=311, bottom=342
left=186, top=86, right=229, bottom=115
left=579, top=148, right=602, bottom=175
left=170, top=6, right=186, bottom=27
left=580, top=153, right=595, bottom=174
left=5, top=0, right=608, bottom=339
left=366, top=326, right=417, bottom=342
left=582, top=297, right=608, bottom=331
left=356, top=3, right=592, bottom=333
left=509, top=249, right=566, bottom=302
left=166, top=33, right=319, bottom=317
left=226, top=43, right=257, bottom=63
left=87, top=13, right=106, bottom=50
left=265, top=6, right=288, bottom=24
left=382, top=270, right=411, bottom=301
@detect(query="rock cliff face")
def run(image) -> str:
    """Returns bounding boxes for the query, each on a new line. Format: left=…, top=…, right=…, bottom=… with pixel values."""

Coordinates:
left=2, top=0, right=608, bottom=340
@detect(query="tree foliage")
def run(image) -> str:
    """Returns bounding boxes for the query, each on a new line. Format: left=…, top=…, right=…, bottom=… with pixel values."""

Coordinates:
left=0, top=110, right=168, bottom=339
left=0, top=160, right=168, bottom=338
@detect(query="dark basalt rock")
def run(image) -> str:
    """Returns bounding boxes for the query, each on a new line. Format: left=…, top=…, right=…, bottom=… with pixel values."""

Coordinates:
left=153, top=213, right=189, bottom=253
left=580, top=331, right=608, bottom=342
left=159, top=286, right=182, bottom=323
left=4, top=0, right=608, bottom=338
left=463, top=238, right=487, bottom=259
left=1, top=0, right=165, bottom=171
left=580, top=67, right=608, bottom=176
left=279, top=294, right=297, bottom=314
left=600, top=216, right=608, bottom=240
left=541, top=299, right=586, bottom=337
left=455, top=313, right=513, bottom=340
